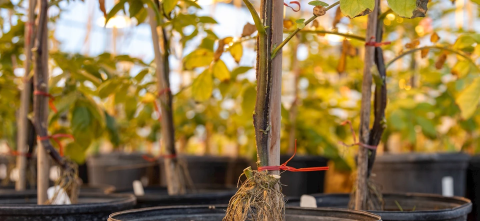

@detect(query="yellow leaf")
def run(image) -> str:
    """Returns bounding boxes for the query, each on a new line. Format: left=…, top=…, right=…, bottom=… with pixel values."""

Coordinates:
left=141, top=92, right=156, bottom=103
left=456, top=78, right=480, bottom=119
left=421, top=48, right=429, bottom=58
left=229, top=43, right=243, bottom=64
left=184, top=48, right=214, bottom=70
left=430, top=32, right=440, bottom=43
left=435, top=53, right=447, bottom=70
left=405, top=39, right=420, bottom=49
left=223, top=37, right=234, bottom=44
left=451, top=60, right=471, bottom=78
left=283, top=19, right=294, bottom=29
left=212, top=60, right=231, bottom=82
left=192, top=69, right=213, bottom=102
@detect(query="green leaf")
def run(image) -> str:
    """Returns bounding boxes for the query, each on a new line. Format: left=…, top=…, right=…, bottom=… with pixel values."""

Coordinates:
left=184, top=48, right=214, bottom=70
left=308, top=1, right=329, bottom=7
left=242, top=86, right=256, bottom=114
left=64, top=142, right=89, bottom=164
left=97, top=80, right=119, bottom=98
left=134, top=69, right=149, bottom=82
left=229, top=43, right=243, bottom=64
left=192, top=70, right=213, bottom=102
left=212, top=60, right=231, bottom=82
left=415, top=116, right=436, bottom=138
left=163, top=0, right=179, bottom=14
left=231, top=66, right=252, bottom=79
left=386, top=0, right=416, bottom=18
left=198, top=16, right=217, bottom=24
left=339, top=0, right=375, bottom=18
left=296, top=19, right=305, bottom=29
left=106, top=0, right=128, bottom=25
left=456, top=78, right=480, bottom=119
left=105, top=111, right=120, bottom=146
left=128, top=0, right=144, bottom=17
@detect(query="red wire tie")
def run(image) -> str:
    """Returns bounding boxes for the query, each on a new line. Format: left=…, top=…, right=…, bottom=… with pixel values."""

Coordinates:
left=153, top=88, right=171, bottom=122
left=365, top=37, right=391, bottom=47
left=34, top=90, right=57, bottom=113
left=158, top=88, right=171, bottom=96
left=339, top=120, right=377, bottom=150
left=5, top=143, right=32, bottom=157
left=258, top=140, right=329, bottom=172
left=38, top=134, right=75, bottom=157
left=284, top=1, right=301, bottom=12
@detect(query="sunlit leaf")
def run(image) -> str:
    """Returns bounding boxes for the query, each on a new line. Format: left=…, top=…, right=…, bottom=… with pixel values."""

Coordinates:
left=387, top=0, right=429, bottom=18
left=192, top=69, right=213, bottom=101
left=184, top=48, right=214, bottom=70
left=296, top=19, right=305, bottom=29
left=64, top=142, right=89, bottom=164
left=212, top=60, right=231, bottom=82
left=405, top=39, right=420, bottom=49
left=421, top=48, right=429, bottom=58
left=229, top=43, right=243, bottom=64
left=340, top=0, right=374, bottom=18
left=163, top=0, right=179, bottom=14
left=242, top=86, right=256, bottom=114
left=435, top=53, right=447, bottom=70
left=105, top=0, right=127, bottom=25
left=308, top=0, right=329, bottom=6
left=451, top=60, right=471, bottom=78
left=430, top=32, right=440, bottom=43
left=456, top=78, right=480, bottom=119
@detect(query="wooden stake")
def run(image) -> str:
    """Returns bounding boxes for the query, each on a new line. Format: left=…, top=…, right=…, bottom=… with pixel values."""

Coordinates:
left=16, top=0, right=36, bottom=191
left=254, top=0, right=283, bottom=173
left=34, top=0, right=49, bottom=204
left=147, top=6, right=185, bottom=195
left=355, top=0, right=380, bottom=210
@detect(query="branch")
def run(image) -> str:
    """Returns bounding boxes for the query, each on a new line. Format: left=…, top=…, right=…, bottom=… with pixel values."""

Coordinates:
left=243, top=0, right=266, bottom=35
left=271, top=1, right=339, bottom=59
left=288, top=30, right=366, bottom=41
left=386, top=46, right=479, bottom=71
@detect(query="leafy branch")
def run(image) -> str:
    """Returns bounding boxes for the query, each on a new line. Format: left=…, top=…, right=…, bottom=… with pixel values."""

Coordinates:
left=271, top=1, right=340, bottom=59
left=290, top=30, right=365, bottom=41
left=386, top=46, right=480, bottom=71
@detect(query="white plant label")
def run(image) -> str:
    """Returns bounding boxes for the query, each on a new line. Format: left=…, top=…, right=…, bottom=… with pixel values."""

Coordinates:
left=442, top=176, right=454, bottom=197
left=133, top=180, right=145, bottom=196
left=49, top=166, right=61, bottom=182
left=300, top=195, right=317, bottom=208
left=47, top=186, right=71, bottom=205
left=9, top=167, right=19, bottom=182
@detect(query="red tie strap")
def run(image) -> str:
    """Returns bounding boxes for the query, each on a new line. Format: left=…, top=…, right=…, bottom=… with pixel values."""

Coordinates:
left=5, top=143, right=31, bottom=157
left=34, top=90, right=57, bottom=113
left=365, top=37, right=391, bottom=47
left=339, top=120, right=377, bottom=150
left=38, top=134, right=75, bottom=157
left=284, top=1, right=300, bottom=12
left=258, top=140, right=329, bottom=172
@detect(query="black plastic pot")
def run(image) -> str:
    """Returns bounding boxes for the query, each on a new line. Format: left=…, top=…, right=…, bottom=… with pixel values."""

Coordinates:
left=466, top=155, right=480, bottom=221
left=0, top=192, right=135, bottom=221
left=87, top=152, right=158, bottom=190
left=159, top=155, right=253, bottom=188
left=371, top=153, right=469, bottom=196
left=287, top=193, right=472, bottom=221
left=115, top=186, right=236, bottom=208
left=279, top=155, right=328, bottom=197
left=108, top=205, right=381, bottom=221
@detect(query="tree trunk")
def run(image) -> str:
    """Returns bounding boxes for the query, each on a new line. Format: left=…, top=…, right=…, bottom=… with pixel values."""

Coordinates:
left=253, top=0, right=283, bottom=173
left=148, top=7, right=185, bottom=195
left=355, top=0, right=380, bottom=210
left=16, top=0, right=36, bottom=191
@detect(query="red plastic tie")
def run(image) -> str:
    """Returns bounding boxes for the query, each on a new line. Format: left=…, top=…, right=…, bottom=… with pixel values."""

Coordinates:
left=34, top=90, right=57, bottom=113
left=158, top=88, right=171, bottom=96
left=142, top=154, right=176, bottom=162
left=38, top=134, right=75, bottom=157
left=258, top=140, right=329, bottom=172
left=5, top=143, right=31, bottom=157
left=365, top=37, right=391, bottom=48
left=339, top=120, right=377, bottom=150
left=284, top=1, right=300, bottom=12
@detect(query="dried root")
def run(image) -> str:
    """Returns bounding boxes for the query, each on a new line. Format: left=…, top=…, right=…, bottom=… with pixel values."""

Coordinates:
left=348, top=179, right=384, bottom=211
left=47, top=160, right=80, bottom=204
left=223, top=167, right=285, bottom=221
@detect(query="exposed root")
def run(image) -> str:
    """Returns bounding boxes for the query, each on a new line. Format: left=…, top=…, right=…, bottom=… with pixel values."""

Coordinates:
left=223, top=167, right=285, bottom=221
left=46, top=160, right=80, bottom=204
left=348, top=179, right=384, bottom=211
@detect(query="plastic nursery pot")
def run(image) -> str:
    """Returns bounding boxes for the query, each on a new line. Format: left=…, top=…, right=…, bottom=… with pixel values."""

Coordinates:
left=115, top=186, right=236, bottom=208
left=279, top=154, right=329, bottom=197
left=371, top=153, right=470, bottom=196
left=0, top=192, right=135, bottom=221
left=466, top=155, right=480, bottom=221
left=287, top=193, right=472, bottom=221
left=87, top=152, right=158, bottom=190
left=0, top=184, right=116, bottom=195
left=108, top=205, right=381, bottom=221
left=159, top=155, right=254, bottom=188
